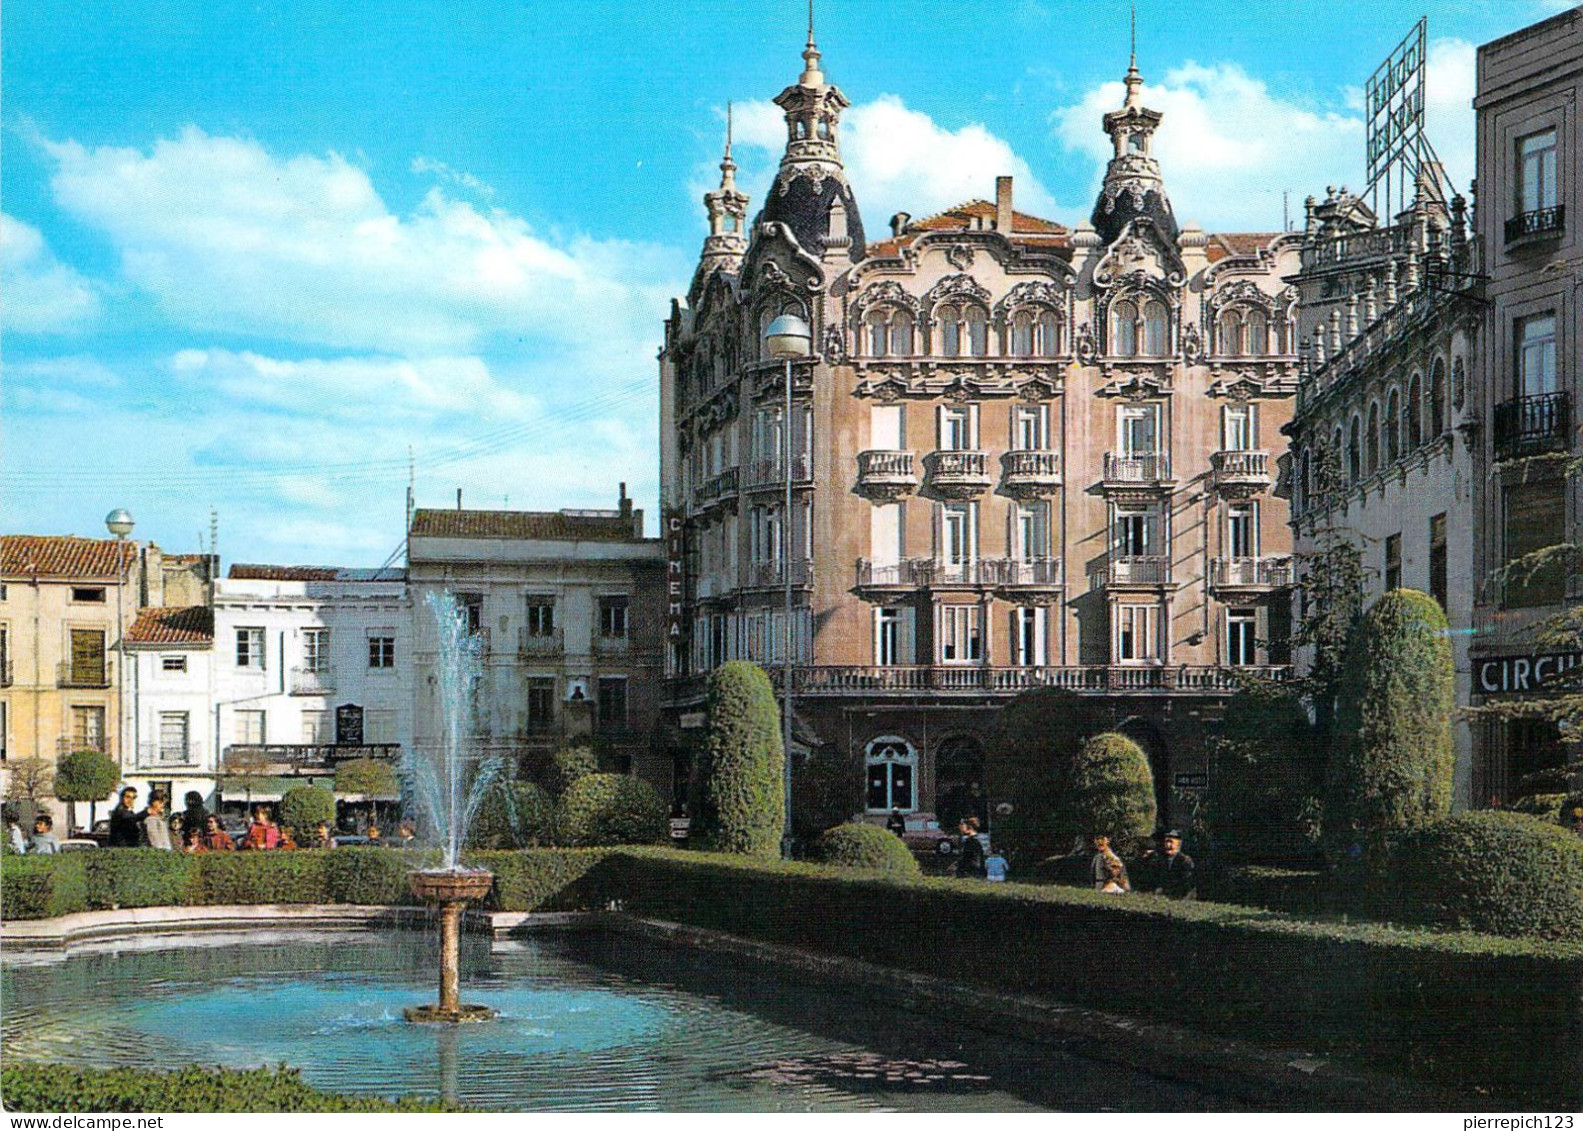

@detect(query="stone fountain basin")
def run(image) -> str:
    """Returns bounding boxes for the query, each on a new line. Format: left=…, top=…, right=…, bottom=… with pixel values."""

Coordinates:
left=409, top=868, right=494, bottom=903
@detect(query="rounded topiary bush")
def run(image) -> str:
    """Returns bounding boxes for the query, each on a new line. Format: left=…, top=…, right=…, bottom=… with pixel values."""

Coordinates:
left=1385, top=811, right=1583, bottom=941
left=1068, top=732, right=1156, bottom=854
left=545, top=745, right=598, bottom=797
left=808, top=822, right=921, bottom=877
left=555, top=773, right=668, bottom=847
left=468, top=781, right=555, bottom=849
left=697, top=661, right=785, bottom=857
left=986, top=688, right=1109, bottom=863
left=279, top=786, right=336, bottom=843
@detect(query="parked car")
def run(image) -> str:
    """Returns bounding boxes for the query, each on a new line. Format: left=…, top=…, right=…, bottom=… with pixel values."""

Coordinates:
left=897, top=812, right=958, bottom=869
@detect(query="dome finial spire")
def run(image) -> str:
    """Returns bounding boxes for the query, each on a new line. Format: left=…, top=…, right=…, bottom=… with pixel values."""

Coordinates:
left=1123, top=2, right=1143, bottom=107
left=720, top=102, right=738, bottom=190
left=800, top=0, right=824, bottom=86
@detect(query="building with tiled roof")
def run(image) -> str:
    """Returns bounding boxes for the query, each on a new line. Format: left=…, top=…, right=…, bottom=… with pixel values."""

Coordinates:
left=659, top=23, right=1302, bottom=829
left=1, top=535, right=136, bottom=582
left=126, top=605, right=214, bottom=647
left=0, top=532, right=215, bottom=829
left=229, top=564, right=406, bottom=582
left=407, top=486, right=666, bottom=793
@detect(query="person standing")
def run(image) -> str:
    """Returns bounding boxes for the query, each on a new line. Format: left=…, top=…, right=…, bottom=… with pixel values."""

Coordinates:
left=142, top=792, right=176, bottom=850
left=29, top=814, right=59, bottom=855
left=1090, top=835, right=1124, bottom=891
left=1152, top=830, right=1196, bottom=899
left=956, top=817, right=987, bottom=878
left=179, top=791, right=209, bottom=844
left=242, top=805, right=281, bottom=850
left=108, top=787, right=146, bottom=847
left=885, top=809, right=906, bottom=837
left=5, top=807, right=28, bottom=854
left=199, top=815, right=236, bottom=852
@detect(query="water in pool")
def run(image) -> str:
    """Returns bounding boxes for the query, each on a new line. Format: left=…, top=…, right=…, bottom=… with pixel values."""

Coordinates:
left=1, top=929, right=1248, bottom=1111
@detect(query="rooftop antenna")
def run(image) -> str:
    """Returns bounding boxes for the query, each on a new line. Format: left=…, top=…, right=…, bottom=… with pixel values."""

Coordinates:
left=405, top=445, right=416, bottom=566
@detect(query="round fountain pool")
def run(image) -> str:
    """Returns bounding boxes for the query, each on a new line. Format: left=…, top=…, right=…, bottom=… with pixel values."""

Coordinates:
left=1, top=929, right=1248, bottom=1112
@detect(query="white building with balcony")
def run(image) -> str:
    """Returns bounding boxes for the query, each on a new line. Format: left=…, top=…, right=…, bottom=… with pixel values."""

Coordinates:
left=124, top=605, right=217, bottom=807
left=211, top=566, right=412, bottom=805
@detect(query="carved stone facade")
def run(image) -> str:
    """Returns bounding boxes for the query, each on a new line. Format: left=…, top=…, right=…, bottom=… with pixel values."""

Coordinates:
left=658, top=30, right=1299, bottom=827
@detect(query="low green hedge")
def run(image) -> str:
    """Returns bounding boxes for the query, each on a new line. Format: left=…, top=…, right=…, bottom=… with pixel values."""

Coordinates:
left=0, top=1063, right=461, bottom=1113
left=808, top=823, right=920, bottom=877
left=1382, top=811, right=1583, bottom=940
left=0, top=848, right=616, bottom=919
left=1198, top=866, right=1326, bottom=917
left=600, top=847, right=1583, bottom=1107
left=0, top=853, right=86, bottom=919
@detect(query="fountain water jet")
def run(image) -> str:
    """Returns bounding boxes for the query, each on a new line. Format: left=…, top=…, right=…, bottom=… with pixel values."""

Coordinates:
left=402, top=591, right=508, bottom=1024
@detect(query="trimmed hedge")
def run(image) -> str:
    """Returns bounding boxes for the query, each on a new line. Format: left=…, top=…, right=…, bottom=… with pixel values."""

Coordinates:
left=697, top=661, right=785, bottom=856
left=0, top=848, right=616, bottom=918
left=469, top=780, right=555, bottom=849
left=604, top=848, right=1583, bottom=1106
left=1382, top=811, right=1583, bottom=940
left=808, top=823, right=921, bottom=877
left=545, top=744, right=598, bottom=796
left=1328, top=589, right=1455, bottom=858
left=1199, top=866, right=1326, bottom=917
left=554, top=774, right=668, bottom=847
left=0, top=1063, right=459, bottom=1113
left=279, top=786, right=336, bottom=844
left=1068, top=732, right=1156, bottom=853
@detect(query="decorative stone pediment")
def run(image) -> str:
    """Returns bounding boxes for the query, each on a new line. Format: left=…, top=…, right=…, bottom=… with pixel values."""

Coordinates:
left=855, top=372, right=910, bottom=401
left=1097, top=371, right=1172, bottom=400
left=1016, top=376, right=1059, bottom=402
left=924, top=273, right=992, bottom=310
left=1207, top=374, right=1267, bottom=401
left=941, top=374, right=986, bottom=403
left=945, top=244, right=976, bottom=270
left=851, top=280, right=921, bottom=319
left=1093, top=220, right=1186, bottom=289
left=1207, top=278, right=1276, bottom=316
left=994, top=280, right=1064, bottom=321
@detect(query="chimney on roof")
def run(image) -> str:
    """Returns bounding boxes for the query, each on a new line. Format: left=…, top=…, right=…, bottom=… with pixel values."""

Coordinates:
left=889, top=212, right=910, bottom=237
left=456, top=488, right=463, bottom=510
left=996, top=176, right=1014, bottom=235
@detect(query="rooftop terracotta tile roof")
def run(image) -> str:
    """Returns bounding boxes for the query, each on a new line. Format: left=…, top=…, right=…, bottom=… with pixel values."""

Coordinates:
left=0, top=536, right=136, bottom=581
left=228, top=564, right=406, bottom=582
left=126, top=605, right=214, bottom=646
left=866, top=200, right=1072, bottom=259
left=410, top=508, right=641, bottom=543
left=1206, top=233, right=1282, bottom=263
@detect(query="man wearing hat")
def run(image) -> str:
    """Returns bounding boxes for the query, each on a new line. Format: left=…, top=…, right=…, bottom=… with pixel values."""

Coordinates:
left=1151, top=829, right=1196, bottom=900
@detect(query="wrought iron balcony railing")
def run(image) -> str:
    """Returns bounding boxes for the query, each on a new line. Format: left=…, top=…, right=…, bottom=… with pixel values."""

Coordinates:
left=1103, top=452, right=1173, bottom=486
left=1094, top=555, right=1172, bottom=587
left=1505, top=204, right=1564, bottom=243
left=290, top=667, right=335, bottom=696
left=1209, top=556, right=1295, bottom=590
left=1493, top=391, right=1570, bottom=461
left=517, top=626, right=564, bottom=654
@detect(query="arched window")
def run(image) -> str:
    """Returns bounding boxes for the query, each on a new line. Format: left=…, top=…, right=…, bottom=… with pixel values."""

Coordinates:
left=1366, top=402, right=1381, bottom=475
left=1430, top=359, right=1446, bottom=437
left=1037, top=310, right=1062, bottom=357
left=1219, top=308, right=1245, bottom=356
left=938, top=304, right=962, bottom=357
left=1112, top=300, right=1138, bottom=357
left=1245, top=309, right=1268, bottom=356
left=1010, top=310, right=1035, bottom=357
left=1406, top=374, right=1424, bottom=448
left=1142, top=299, right=1168, bottom=356
left=1348, top=416, right=1362, bottom=483
left=966, top=307, right=989, bottom=356
left=934, top=736, right=986, bottom=828
left=890, top=312, right=914, bottom=356
left=865, top=736, right=916, bottom=813
left=1385, top=389, right=1401, bottom=464
left=866, top=310, right=888, bottom=357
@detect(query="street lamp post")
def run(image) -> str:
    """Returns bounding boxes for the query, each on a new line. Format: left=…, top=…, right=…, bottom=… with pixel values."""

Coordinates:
left=763, top=313, right=811, bottom=860
left=104, top=509, right=135, bottom=778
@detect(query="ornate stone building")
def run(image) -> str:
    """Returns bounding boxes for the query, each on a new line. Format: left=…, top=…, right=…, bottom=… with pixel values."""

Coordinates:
left=1283, top=180, right=1480, bottom=806
left=659, top=29, right=1299, bottom=825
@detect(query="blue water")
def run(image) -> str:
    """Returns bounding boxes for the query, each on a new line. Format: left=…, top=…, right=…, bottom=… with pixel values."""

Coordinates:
left=2, top=929, right=1244, bottom=1111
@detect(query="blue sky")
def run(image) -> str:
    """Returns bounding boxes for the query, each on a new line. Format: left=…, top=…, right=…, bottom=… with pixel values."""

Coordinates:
left=2, top=0, right=1571, bottom=567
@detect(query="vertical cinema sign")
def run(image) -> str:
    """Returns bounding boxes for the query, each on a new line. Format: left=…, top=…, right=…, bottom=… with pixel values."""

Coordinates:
left=665, top=509, right=688, bottom=651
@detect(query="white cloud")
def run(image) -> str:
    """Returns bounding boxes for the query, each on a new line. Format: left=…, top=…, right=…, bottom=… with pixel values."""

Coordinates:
left=1, top=213, right=101, bottom=333
left=410, top=155, right=495, bottom=198
left=725, top=94, right=1066, bottom=232
left=1052, top=42, right=1476, bottom=233
left=170, top=349, right=534, bottom=422
left=40, top=127, right=686, bottom=359
left=1055, top=63, right=1362, bottom=231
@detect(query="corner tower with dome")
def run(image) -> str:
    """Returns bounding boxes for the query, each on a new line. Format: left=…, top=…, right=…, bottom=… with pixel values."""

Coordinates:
left=659, top=21, right=1301, bottom=831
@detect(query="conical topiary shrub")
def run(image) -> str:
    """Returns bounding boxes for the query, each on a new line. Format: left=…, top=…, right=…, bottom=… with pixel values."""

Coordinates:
left=696, top=661, right=785, bottom=857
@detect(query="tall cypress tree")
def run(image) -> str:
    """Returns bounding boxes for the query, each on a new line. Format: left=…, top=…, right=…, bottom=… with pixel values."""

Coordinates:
left=696, top=661, right=785, bottom=856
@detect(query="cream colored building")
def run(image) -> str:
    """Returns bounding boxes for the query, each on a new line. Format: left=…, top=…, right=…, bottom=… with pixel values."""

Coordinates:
left=0, top=535, right=212, bottom=827
left=660, top=31, right=1298, bottom=825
